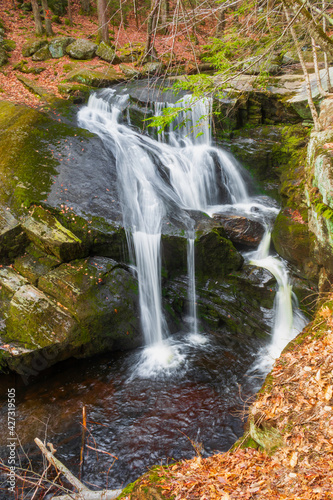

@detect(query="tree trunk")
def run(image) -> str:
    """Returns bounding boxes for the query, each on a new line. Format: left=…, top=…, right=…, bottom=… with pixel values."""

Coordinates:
left=133, top=0, right=139, bottom=28
left=145, top=0, right=160, bottom=61
left=68, top=0, right=73, bottom=26
left=311, top=37, right=328, bottom=96
left=322, top=0, right=332, bottom=92
left=81, top=0, right=90, bottom=13
left=41, top=0, right=54, bottom=36
left=215, top=7, right=226, bottom=37
left=31, top=0, right=44, bottom=36
left=97, top=0, right=109, bottom=44
left=283, top=4, right=320, bottom=130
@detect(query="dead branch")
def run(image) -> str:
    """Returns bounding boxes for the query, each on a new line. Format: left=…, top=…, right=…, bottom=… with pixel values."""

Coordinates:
left=34, top=438, right=122, bottom=500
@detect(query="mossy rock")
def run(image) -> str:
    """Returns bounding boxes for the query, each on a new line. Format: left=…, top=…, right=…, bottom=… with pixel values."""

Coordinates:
left=195, top=227, right=244, bottom=280
left=0, top=208, right=29, bottom=260
left=65, top=67, right=125, bottom=87
left=249, top=420, right=283, bottom=453
left=13, top=60, right=45, bottom=74
left=141, top=62, right=164, bottom=76
left=49, top=37, right=75, bottom=58
left=65, top=39, right=98, bottom=60
left=32, top=45, right=51, bottom=61
left=16, top=74, right=59, bottom=103
left=118, top=42, right=145, bottom=63
left=38, top=256, right=141, bottom=349
left=57, top=82, right=92, bottom=102
left=96, top=41, right=121, bottom=64
left=0, top=100, right=95, bottom=217
left=3, top=39, right=16, bottom=52
left=5, top=284, right=80, bottom=349
left=119, top=64, right=140, bottom=79
left=22, top=206, right=84, bottom=262
left=22, top=39, right=48, bottom=57
left=14, top=244, right=60, bottom=286
left=272, top=209, right=317, bottom=278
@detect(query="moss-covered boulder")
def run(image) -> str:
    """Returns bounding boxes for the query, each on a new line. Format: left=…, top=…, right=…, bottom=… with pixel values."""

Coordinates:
left=22, top=206, right=84, bottom=262
left=65, top=67, right=124, bottom=87
left=49, top=37, right=75, bottom=58
left=272, top=209, right=317, bottom=278
left=32, top=45, right=51, bottom=61
left=141, top=62, right=164, bottom=76
left=57, top=82, right=92, bottom=102
left=118, top=42, right=145, bottom=63
left=65, top=39, right=97, bottom=60
left=14, top=244, right=60, bottom=286
left=5, top=284, right=79, bottom=349
left=119, top=64, right=140, bottom=79
left=96, top=41, right=121, bottom=64
left=0, top=208, right=28, bottom=260
left=38, top=256, right=140, bottom=348
left=13, top=60, right=46, bottom=74
left=195, top=227, right=244, bottom=280
left=22, top=39, right=48, bottom=57
left=0, top=266, right=29, bottom=315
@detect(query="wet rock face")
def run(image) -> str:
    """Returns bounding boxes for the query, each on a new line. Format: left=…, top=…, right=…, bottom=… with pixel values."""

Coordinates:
left=212, top=214, right=265, bottom=247
left=164, top=264, right=276, bottom=342
left=271, top=209, right=318, bottom=279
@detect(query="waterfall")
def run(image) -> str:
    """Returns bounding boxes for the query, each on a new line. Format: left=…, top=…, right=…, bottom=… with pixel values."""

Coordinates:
left=249, top=231, right=307, bottom=372
left=78, top=87, right=306, bottom=373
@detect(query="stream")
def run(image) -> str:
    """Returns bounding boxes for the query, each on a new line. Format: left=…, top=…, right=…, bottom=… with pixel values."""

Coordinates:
left=0, top=85, right=308, bottom=497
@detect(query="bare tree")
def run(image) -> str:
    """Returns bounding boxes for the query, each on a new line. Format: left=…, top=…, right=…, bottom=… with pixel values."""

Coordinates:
left=283, top=2, right=320, bottom=130
left=145, top=0, right=161, bottom=60
left=97, top=0, right=109, bottom=44
left=31, top=0, right=44, bottom=35
left=81, top=0, right=91, bottom=13
left=41, top=0, right=54, bottom=36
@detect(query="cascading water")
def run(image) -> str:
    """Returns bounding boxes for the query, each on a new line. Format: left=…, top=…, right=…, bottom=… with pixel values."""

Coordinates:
left=78, top=87, right=306, bottom=375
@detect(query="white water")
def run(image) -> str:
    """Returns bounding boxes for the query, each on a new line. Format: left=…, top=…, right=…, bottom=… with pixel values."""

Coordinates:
left=78, top=88, right=306, bottom=376
left=247, top=231, right=307, bottom=373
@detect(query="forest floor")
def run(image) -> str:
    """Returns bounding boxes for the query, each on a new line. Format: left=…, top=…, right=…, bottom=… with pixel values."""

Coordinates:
left=1, top=2, right=333, bottom=499
left=0, top=0, right=212, bottom=107
left=125, top=296, right=333, bottom=500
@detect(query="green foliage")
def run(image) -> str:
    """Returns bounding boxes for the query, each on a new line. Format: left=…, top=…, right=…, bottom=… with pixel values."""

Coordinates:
left=145, top=106, right=187, bottom=132
left=314, top=200, right=333, bottom=221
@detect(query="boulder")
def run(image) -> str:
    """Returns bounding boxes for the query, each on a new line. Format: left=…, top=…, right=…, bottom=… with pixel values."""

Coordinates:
left=119, top=64, right=140, bottom=79
left=38, top=256, right=140, bottom=347
left=195, top=227, right=244, bottom=280
left=49, top=37, right=75, bottom=58
left=0, top=208, right=28, bottom=260
left=213, top=214, right=265, bottom=247
left=65, top=67, right=124, bottom=87
left=22, top=39, right=48, bottom=57
left=96, top=42, right=121, bottom=64
left=32, top=45, right=51, bottom=61
left=0, top=266, right=29, bottom=301
left=14, top=244, right=60, bottom=286
left=22, top=206, right=84, bottom=262
left=5, top=284, right=79, bottom=349
left=13, top=60, right=45, bottom=74
left=243, top=57, right=281, bottom=75
left=319, top=98, right=333, bottom=130
left=272, top=209, right=317, bottom=278
left=57, top=82, right=92, bottom=102
left=66, top=39, right=98, bottom=60
left=118, top=42, right=145, bottom=63
left=141, top=62, right=164, bottom=76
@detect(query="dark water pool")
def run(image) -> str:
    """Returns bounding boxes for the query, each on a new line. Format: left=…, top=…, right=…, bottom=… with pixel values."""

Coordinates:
left=0, top=330, right=264, bottom=497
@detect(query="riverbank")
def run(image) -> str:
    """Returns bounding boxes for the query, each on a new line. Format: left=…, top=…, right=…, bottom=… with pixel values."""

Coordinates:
left=118, top=296, right=333, bottom=499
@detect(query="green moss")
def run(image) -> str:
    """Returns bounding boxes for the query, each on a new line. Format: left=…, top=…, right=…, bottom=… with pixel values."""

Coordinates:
left=0, top=101, right=93, bottom=217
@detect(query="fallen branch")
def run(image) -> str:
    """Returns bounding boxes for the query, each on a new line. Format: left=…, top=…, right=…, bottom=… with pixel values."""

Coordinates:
left=34, top=438, right=122, bottom=500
